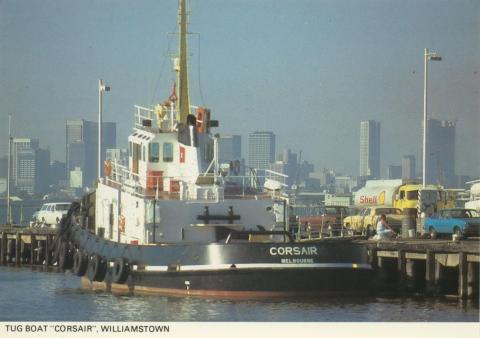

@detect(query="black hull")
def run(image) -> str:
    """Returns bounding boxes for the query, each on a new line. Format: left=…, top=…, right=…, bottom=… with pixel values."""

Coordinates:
left=83, top=267, right=374, bottom=298
left=59, top=203, right=374, bottom=298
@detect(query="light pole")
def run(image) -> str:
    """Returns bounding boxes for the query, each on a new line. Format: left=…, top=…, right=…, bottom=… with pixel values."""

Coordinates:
left=423, top=48, right=442, bottom=187
left=6, top=115, right=12, bottom=226
left=98, top=79, right=110, bottom=181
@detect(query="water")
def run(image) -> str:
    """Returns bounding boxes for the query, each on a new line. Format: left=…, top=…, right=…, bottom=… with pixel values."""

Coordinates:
left=0, top=266, right=478, bottom=322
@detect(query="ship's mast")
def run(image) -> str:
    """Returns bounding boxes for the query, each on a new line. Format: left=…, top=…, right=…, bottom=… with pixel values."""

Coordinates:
left=178, top=0, right=191, bottom=124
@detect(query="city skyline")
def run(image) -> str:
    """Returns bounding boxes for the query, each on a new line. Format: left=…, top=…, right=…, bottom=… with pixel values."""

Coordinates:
left=0, top=0, right=478, bottom=179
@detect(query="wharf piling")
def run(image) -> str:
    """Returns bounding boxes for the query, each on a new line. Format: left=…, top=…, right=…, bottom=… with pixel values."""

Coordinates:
left=0, top=226, right=57, bottom=268
left=364, top=238, right=480, bottom=300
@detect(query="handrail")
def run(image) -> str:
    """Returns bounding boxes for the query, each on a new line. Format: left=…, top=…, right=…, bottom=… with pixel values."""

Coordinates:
left=225, top=230, right=294, bottom=244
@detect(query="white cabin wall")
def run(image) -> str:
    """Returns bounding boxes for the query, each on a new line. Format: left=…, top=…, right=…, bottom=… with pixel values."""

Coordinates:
left=95, top=183, right=120, bottom=240
left=149, top=199, right=276, bottom=242
left=120, top=192, right=147, bottom=244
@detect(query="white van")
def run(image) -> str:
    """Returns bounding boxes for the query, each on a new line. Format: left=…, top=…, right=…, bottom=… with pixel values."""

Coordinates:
left=31, top=202, right=71, bottom=227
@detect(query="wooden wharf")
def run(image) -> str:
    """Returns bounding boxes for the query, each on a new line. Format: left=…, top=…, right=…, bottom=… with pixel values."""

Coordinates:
left=0, top=226, right=57, bottom=268
left=362, top=238, right=479, bottom=299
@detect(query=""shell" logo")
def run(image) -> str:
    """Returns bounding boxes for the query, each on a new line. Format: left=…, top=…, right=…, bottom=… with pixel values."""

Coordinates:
left=379, top=191, right=385, bottom=205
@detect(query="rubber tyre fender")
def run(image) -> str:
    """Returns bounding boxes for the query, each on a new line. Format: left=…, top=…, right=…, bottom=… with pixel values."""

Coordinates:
left=87, top=255, right=107, bottom=282
left=58, top=241, right=73, bottom=270
left=112, top=257, right=130, bottom=284
left=73, top=249, right=88, bottom=277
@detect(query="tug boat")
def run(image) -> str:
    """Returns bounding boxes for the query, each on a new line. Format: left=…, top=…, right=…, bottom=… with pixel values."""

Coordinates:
left=56, top=0, right=373, bottom=298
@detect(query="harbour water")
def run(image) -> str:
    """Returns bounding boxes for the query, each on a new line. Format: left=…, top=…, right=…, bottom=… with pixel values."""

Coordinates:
left=0, top=266, right=478, bottom=322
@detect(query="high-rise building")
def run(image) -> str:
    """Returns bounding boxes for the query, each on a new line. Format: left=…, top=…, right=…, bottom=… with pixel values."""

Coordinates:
left=66, top=119, right=116, bottom=188
left=402, top=155, right=416, bottom=180
left=359, top=120, right=380, bottom=179
left=12, top=140, right=51, bottom=195
left=34, top=147, right=51, bottom=194
left=423, top=118, right=455, bottom=187
left=16, top=148, right=36, bottom=194
left=12, top=138, right=39, bottom=183
left=386, top=165, right=402, bottom=179
left=248, top=131, right=275, bottom=171
left=218, top=135, right=242, bottom=164
left=0, top=156, right=7, bottom=178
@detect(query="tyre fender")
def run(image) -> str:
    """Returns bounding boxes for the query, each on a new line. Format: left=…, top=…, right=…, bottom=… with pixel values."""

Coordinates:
left=87, top=255, right=107, bottom=282
left=112, top=257, right=130, bottom=284
left=58, top=241, right=73, bottom=270
left=73, top=249, right=88, bottom=277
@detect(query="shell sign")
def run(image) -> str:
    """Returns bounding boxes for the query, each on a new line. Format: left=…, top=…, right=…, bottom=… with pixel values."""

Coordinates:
left=359, top=190, right=386, bottom=205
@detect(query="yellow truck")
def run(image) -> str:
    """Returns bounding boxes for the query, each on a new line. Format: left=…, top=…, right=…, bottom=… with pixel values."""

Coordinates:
left=354, top=179, right=455, bottom=213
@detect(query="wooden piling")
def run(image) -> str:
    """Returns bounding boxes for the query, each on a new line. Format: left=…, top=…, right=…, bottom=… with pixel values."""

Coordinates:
left=467, top=262, right=478, bottom=299
left=425, top=250, right=436, bottom=295
left=30, top=234, right=36, bottom=265
left=397, top=250, right=406, bottom=290
left=458, top=253, right=468, bottom=299
left=0, top=232, right=6, bottom=265
left=369, top=249, right=378, bottom=269
left=15, top=233, right=21, bottom=265
left=405, top=259, right=416, bottom=290
left=44, top=235, right=51, bottom=268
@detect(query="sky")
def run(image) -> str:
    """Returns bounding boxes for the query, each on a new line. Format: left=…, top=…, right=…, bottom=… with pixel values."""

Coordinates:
left=0, top=0, right=479, bottom=178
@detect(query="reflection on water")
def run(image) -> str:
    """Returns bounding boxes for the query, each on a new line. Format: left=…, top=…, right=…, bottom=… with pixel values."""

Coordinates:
left=0, top=267, right=478, bottom=322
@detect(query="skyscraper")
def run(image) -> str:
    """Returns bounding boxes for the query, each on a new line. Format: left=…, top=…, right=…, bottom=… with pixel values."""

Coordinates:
left=248, top=131, right=275, bottom=171
left=386, top=165, right=402, bottom=179
left=402, top=155, right=416, bottom=180
left=218, top=135, right=242, bottom=164
left=424, top=118, right=455, bottom=187
left=12, top=138, right=39, bottom=183
left=359, top=120, right=380, bottom=179
left=66, top=119, right=116, bottom=188
left=11, top=138, right=50, bottom=195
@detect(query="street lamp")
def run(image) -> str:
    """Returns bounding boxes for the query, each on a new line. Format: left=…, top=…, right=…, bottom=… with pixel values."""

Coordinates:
left=98, top=79, right=110, bottom=181
left=422, top=48, right=442, bottom=187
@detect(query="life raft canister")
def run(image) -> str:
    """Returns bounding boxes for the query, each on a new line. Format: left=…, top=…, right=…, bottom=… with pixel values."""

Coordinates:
left=104, top=159, right=112, bottom=177
left=118, top=215, right=126, bottom=233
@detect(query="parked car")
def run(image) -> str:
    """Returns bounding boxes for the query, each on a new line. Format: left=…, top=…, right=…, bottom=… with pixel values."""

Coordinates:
left=31, top=202, right=71, bottom=227
left=424, top=208, right=480, bottom=239
left=298, top=206, right=351, bottom=237
left=343, top=206, right=405, bottom=236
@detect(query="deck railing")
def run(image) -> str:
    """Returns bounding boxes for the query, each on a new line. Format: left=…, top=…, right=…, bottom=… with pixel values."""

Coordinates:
left=104, top=161, right=286, bottom=201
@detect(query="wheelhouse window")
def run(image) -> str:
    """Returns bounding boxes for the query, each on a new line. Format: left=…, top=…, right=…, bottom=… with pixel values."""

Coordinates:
left=163, top=143, right=173, bottom=162
left=149, top=143, right=160, bottom=163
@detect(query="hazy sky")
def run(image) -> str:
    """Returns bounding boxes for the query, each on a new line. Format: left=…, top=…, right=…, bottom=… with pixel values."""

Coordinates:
left=0, top=0, right=479, bottom=178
